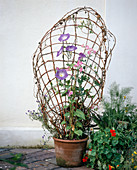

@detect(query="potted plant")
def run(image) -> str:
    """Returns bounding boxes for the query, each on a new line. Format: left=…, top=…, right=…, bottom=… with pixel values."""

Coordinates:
left=28, top=36, right=98, bottom=167
left=27, top=7, right=116, bottom=167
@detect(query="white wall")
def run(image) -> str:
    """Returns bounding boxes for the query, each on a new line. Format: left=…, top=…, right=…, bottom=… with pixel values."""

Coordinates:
left=104, top=0, right=137, bottom=102
left=0, top=0, right=105, bottom=147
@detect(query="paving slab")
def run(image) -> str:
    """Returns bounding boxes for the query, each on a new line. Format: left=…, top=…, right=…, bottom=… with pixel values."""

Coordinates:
left=0, top=152, right=14, bottom=160
left=48, top=149, right=55, bottom=153
left=0, top=148, right=91, bottom=170
left=16, top=166, right=28, bottom=170
left=0, top=160, right=14, bottom=169
left=0, top=149, right=9, bottom=153
left=11, top=149, right=41, bottom=154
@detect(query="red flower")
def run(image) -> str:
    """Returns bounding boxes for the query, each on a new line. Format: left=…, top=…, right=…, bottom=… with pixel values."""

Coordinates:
left=109, top=165, right=112, bottom=170
left=110, top=129, right=116, bottom=137
left=89, top=149, right=92, bottom=151
left=82, top=158, right=87, bottom=162
left=111, top=132, right=116, bottom=137
left=110, top=129, right=115, bottom=133
left=82, top=156, right=88, bottom=162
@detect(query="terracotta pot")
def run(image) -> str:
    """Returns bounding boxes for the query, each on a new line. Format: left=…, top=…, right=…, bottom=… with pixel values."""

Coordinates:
left=53, top=137, right=88, bottom=167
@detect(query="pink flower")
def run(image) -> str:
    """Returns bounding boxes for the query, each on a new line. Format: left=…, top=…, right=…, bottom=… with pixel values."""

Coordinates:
left=81, top=44, right=84, bottom=47
left=74, top=60, right=83, bottom=67
left=93, top=50, right=96, bottom=54
left=66, top=67, right=71, bottom=71
left=56, top=67, right=59, bottom=70
left=68, top=91, right=73, bottom=96
left=89, top=48, right=93, bottom=51
left=85, top=45, right=89, bottom=50
left=87, top=51, right=91, bottom=55
left=79, top=67, right=83, bottom=72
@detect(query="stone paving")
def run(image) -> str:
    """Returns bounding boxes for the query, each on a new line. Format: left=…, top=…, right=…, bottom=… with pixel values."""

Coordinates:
left=0, top=148, right=90, bottom=170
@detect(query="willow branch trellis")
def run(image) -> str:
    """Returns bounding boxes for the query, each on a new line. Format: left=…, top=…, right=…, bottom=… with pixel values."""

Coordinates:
left=32, top=7, right=116, bottom=136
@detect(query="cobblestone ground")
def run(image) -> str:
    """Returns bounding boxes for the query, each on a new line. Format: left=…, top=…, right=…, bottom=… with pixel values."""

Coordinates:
left=0, top=149, right=90, bottom=170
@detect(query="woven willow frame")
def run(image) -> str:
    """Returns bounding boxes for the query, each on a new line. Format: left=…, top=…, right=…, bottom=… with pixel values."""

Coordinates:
left=32, top=7, right=116, bottom=135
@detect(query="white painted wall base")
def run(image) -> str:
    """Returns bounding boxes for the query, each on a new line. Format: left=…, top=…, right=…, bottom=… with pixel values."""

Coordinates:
left=0, top=127, right=54, bottom=148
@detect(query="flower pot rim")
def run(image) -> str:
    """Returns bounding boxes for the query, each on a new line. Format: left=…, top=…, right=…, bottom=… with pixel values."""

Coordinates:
left=53, top=136, right=88, bottom=143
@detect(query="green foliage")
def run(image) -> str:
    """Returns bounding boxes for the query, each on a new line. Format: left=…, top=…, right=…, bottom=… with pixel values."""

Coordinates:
left=78, top=20, right=93, bottom=33
left=92, top=82, right=137, bottom=132
left=74, top=109, right=85, bottom=120
left=62, top=107, right=89, bottom=140
left=83, top=127, right=136, bottom=169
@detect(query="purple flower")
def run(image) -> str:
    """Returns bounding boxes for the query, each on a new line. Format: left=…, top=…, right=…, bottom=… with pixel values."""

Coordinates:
left=57, top=46, right=63, bottom=57
left=78, top=53, right=86, bottom=60
left=58, top=33, right=70, bottom=42
left=66, top=90, right=70, bottom=95
left=45, top=94, right=47, bottom=97
left=42, top=135, right=45, bottom=139
left=55, top=69, right=68, bottom=80
left=66, top=45, right=77, bottom=51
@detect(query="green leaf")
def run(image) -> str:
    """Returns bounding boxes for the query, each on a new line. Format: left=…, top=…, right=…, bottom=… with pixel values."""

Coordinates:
left=71, top=100, right=76, bottom=104
left=119, top=141, right=124, bottom=146
left=62, top=89, right=68, bottom=96
left=120, top=155, right=124, bottom=163
left=74, top=129, right=83, bottom=136
left=56, top=91, right=59, bottom=95
left=64, top=112, right=70, bottom=117
left=76, top=121, right=83, bottom=128
left=104, top=148, right=110, bottom=154
left=88, top=149, right=96, bottom=156
left=80, top=88, right=84, bottom=91
left=70, top=63, right=75, bottom=67
left=66, top=80, right=70, bottom=85
left=97, top=160, right=101, bottom=167
left=74, top=109, right=85, bottom=120
left=98, top=139, right=103, bottom=144
left=106, top=153, right=112, bottom=159
left=78, top=79, right=81, bottom=84
left=103, top=164, right=107, bottom=170
left=61, top=120, right=66, bottom=125
left=66, top=126, right=71, bottom=130
left=94, top=80, right=100, bottom=86
left=112, top=148, right=117, bottom=153
left=64, top=105, right=68, bottom=109
left=71, top=76, right=75, bottom=80
left=112, top=139, right=118, bottom=146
